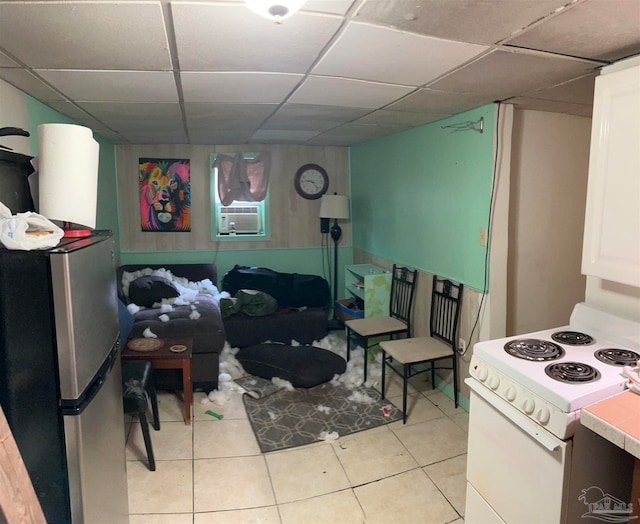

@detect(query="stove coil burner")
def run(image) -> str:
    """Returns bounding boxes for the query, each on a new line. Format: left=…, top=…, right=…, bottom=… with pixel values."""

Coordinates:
left=551, top=331, right=594, bottom=345
left=594, top=348, right=640, bottom=367
left=504, top=339, right=565, bottom=361
left=545, top=362, right=601, bottom=383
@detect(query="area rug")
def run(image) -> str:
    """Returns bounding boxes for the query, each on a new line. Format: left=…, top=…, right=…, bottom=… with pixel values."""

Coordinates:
left=236, top=376, right=402, bottom=453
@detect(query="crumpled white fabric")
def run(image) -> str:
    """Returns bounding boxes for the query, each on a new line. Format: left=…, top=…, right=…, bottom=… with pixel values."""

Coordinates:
left=622, top=360, right=640, bottom=394
left=0, top=201, right=63, bottom=250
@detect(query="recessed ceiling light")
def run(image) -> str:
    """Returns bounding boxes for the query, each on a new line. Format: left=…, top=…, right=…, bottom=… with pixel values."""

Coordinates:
left=244, top=1, right=307, bottom=23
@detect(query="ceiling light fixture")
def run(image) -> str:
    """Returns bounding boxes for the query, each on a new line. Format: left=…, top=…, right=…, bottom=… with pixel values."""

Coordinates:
left=244, top=0, right=307, bottom=23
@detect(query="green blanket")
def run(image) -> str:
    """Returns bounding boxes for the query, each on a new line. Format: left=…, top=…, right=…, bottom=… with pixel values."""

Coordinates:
left=220, top=289, right=278, bottom=318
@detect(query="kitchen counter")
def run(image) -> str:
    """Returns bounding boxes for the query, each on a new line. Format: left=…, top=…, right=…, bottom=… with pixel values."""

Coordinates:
left=581, top=391, right=640, bottom=516
left=581, top=391, right=640, bottom=459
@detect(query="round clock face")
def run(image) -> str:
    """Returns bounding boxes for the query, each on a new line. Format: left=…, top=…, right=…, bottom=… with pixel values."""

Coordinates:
left=294, top=164, right=329, bottom=200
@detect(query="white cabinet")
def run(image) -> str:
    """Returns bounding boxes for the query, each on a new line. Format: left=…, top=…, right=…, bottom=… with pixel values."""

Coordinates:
left=582, top=56, right=640, bottom=287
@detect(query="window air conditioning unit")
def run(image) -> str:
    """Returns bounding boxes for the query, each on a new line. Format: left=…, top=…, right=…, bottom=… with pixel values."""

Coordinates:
left=218, top=206, right=261, bottom=234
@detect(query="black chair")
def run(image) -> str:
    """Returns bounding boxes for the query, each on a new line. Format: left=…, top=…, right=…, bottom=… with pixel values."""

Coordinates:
left=380, top=275, right=464, bottom=423
left=345, top=265, right=418, bottom=382
left=121, top=360, right=160, bottom=471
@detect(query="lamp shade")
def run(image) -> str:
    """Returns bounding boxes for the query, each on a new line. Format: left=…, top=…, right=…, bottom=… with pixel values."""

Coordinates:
left=37, top=123, right=99, bottom=229
left=244, top=0, right=306, bottom=22
left=319, top=194, right=349, bottom=220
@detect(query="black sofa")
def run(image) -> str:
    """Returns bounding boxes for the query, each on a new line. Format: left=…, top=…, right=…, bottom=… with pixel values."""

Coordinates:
left=221, top=265, right=330, bottom=348
left=117, top=263, right=226, bottom=391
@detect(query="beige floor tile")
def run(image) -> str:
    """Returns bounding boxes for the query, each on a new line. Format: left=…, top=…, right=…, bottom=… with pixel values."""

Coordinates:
left=354, top=468, right=458, bottom=524
left=266, top=444, right=351, bottom=504
left=194, top=506, right=281, bottom=523
left=194, top=389, right=249, bottom=422
left=129, top=514, right=193, bottom=524
left=157, top=390, right=189, bottom=422
left=449, top=411, right=469, bottom=433
left=386, top=393, right=448, bottom=428
left=193, top=456, right=275, bottom=512
left=424, top=454, right=468, bottom=516
left=279, top=489, right=365, bottom=524
left=332, top=426, right=418, bottom=486
left=127, top=459, right=193, bottom=514
left=374, top=371, right=419, bottom=398
left=393, top=417, right=467, bottom=466
left=126, top=420, right=192, bottom=462
left=194, top=417, right=260, bottom=458
left=427, top=390, right=466, bottom=417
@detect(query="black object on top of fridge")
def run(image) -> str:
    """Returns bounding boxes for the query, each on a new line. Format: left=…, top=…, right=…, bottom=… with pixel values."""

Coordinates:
left=0, top=231, right=130, bottom=523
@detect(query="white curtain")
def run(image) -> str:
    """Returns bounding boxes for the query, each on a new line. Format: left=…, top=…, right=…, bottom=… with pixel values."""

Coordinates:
left=214, top=153, right=271, bottom=206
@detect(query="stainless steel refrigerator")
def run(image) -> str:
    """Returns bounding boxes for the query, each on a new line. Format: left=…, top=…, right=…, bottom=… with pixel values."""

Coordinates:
left=0, top=231, right=129, bottom=523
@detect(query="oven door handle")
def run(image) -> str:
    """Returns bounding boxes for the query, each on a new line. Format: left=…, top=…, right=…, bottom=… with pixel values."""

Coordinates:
left=466, top=378, right=561, bottom=452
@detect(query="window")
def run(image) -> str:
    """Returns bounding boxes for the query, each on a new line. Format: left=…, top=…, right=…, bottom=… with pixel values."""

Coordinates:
left=210, top=152, right=270, bottom=240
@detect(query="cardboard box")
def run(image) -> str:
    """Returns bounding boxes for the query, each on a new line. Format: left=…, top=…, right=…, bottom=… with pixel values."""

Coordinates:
left=334, top=298, right=364, bottom=322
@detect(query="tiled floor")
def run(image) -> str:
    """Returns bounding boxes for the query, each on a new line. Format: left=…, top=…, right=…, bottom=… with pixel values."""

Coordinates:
left=125, top=371, right=469, bottom=523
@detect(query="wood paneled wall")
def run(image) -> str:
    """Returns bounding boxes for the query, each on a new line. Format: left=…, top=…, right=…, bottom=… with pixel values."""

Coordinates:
left=116, top=144, right=349, bottom=253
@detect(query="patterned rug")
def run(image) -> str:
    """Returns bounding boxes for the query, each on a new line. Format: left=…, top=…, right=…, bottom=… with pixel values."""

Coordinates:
left=236, top=376, right=402, bottom=453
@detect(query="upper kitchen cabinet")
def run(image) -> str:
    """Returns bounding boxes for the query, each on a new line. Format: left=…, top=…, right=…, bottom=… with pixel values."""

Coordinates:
left=582, top=56, right=640, bottom=288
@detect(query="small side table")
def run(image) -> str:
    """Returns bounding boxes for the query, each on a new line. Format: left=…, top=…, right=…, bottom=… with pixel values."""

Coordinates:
left=121, top=337, right=193, bottom=425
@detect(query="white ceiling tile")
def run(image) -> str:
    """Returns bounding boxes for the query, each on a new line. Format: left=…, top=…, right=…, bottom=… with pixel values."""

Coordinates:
left=312, top=22, right=488, bottom=86
left=0, top=2, right=172, bottom=70
left=302, top=0, right=354, bottom=15
left=188, top=130, right=253, bottom=145
left=354, top=110, right=448, bottom=127
left=524, top=74, right=597, bottom=105
left=171, top=3, right=342, bottom=73
left=42, top=101, right=111, bottom=128
left=78, top=102, right=182, bottom=125
left=354, top=0, right=571, bottom=45
left=181, top=72, right=303, bottom=103
left=387, top=88, right=493, bottom=115
left=308, top=121, right=408, bottom=146
left=506, top=0, right=640, bottom=62
left=263, top=104, right=370, bottom=131
left=0, top=69, right=66, bottom=101
left=0, top=50, right=20, bottom=68
left=289, top=76, right=413, bottom=108
left=35, top=71, right=178, bottom=102
left=506, top=97, right=587, bottom=115
left=118, top=128, right=188, bottom=144
left=430, top=49, right=598, bottom=101
left=251, top=129, right=320, bottom=142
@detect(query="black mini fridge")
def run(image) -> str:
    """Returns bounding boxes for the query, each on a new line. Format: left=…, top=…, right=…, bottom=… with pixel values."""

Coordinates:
left=0, top=231, right=129, bottom=523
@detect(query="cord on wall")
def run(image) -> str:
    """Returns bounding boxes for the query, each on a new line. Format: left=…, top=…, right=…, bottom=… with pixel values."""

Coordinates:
left=441, top=116, right=484, bottom=134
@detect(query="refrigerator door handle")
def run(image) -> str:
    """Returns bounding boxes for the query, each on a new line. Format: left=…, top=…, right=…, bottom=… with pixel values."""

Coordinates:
left=60, top=342, right=119, bottom=416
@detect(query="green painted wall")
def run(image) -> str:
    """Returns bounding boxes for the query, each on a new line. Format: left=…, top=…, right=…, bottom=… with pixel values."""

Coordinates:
left=26, top=97, right=120, bottom=257
left=349, top=105, right=495, bottom=291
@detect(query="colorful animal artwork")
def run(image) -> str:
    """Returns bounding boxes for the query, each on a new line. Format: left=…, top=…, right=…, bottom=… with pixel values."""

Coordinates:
left=139, top=158, right=191, bottom=232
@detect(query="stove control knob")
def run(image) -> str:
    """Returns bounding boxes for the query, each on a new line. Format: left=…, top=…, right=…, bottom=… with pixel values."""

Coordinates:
left=488, top=376, right=500, bottom=390
left=505, top=387, right=516, bottom=401
left=477, top=366, right=488, bottom=382
left=522, top=398, right=535, bottom=414
left=536, top=407, right=550, bottom=425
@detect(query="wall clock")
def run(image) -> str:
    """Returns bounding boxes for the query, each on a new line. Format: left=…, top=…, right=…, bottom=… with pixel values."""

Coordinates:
left=294, top=164, right=329, bottom=200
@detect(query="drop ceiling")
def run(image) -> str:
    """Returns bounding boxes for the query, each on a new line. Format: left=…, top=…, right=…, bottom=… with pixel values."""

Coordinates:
left=0, top=0, right=639, bottom=146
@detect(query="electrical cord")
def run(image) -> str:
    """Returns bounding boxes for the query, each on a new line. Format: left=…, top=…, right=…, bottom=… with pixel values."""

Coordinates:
left=459, top=102, right=501, bottom=356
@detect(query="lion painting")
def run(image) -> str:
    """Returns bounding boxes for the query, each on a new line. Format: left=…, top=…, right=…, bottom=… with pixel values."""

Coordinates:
left=139, top=158, right=191, bottom=232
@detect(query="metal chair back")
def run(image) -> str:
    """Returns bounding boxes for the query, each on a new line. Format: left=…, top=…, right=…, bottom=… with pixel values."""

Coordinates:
left=389, top=265, right=418, bottom=333
left=429, top=275, right=464, bottom=349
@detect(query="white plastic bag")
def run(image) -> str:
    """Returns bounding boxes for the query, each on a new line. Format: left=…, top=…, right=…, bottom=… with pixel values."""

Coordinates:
left=0, top=201, right=64, bottom=250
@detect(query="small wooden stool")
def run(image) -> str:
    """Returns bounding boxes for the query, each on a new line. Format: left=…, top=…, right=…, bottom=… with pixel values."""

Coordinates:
left=121, top=360, right=160, bottom=471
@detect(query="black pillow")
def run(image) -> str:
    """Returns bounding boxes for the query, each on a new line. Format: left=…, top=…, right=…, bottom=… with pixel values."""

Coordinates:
left=237, top=344, right=346, bottom=388
left=129, top=276, right=179, bottom=307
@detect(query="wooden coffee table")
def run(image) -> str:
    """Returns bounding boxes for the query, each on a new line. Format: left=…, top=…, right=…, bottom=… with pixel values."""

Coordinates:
left=121, top=337, right=193, bottom=425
